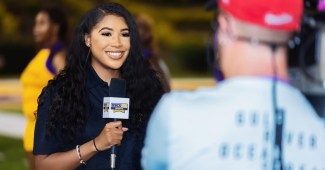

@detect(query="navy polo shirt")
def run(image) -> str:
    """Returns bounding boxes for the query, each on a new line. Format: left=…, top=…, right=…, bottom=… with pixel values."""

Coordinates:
left=34, top=65, right=144, bottom=170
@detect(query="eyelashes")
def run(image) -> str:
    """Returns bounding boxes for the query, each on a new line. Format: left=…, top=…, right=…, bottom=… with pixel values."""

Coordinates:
left=101, top=32, right=111, bottom=36
left=122, top=33, right=130, bottom=37
left=101, top=32, right=130, bottom=37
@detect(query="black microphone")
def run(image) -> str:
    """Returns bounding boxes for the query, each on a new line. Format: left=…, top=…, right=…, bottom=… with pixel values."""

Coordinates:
left=109, top=78, right=126, bottom=98
left=108, top=78, right=127, bottom=169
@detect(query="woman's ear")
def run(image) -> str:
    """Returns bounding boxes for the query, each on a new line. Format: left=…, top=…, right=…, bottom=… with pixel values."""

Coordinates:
left=84, top=34, right=91, bottom=47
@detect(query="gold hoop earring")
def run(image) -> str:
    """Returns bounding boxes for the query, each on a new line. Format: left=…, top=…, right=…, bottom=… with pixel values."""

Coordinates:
left=84, top=48, right=91, bottom=67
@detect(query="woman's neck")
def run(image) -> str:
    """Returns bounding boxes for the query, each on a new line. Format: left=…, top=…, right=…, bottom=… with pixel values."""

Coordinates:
left=91, top=62, right=120, bottom=84
left=42, top=35, right=60, bottom=48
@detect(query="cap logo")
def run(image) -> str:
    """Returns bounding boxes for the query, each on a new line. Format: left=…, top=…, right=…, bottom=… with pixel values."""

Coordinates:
left=222, top=0, right=230, bottom=4
left=264, top=13, right=293, bottom=26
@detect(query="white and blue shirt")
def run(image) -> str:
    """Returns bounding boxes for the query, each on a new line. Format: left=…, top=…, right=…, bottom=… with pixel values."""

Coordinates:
left=142, top=77, right=325, bottom=170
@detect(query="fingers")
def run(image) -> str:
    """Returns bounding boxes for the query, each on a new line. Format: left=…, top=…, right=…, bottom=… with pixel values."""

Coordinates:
left=105, top=121, right=127, bottom=146
left=105, top=121, right=128, bottom=131
left=106, top=121, right=122, bottom=129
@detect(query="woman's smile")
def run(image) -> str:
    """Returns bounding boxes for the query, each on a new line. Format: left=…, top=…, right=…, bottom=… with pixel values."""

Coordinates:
left=106, top=51, right=124, bottom=59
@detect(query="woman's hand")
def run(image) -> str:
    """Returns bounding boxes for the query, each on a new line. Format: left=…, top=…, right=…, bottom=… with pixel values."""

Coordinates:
left=94, top=121, right=128, bottom=151
left=35, top=121, right=128, bottom=170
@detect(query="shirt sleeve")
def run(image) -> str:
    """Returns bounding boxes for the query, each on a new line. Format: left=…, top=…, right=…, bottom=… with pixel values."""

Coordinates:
left=33, top=88, right=62, bottom=155
left=141, top=94, right=171, bottom=170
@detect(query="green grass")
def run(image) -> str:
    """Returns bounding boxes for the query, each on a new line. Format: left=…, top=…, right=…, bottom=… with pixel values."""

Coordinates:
left=0, top=135, right=27, bottom=170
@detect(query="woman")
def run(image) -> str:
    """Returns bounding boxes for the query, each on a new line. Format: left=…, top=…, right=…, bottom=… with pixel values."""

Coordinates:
left=20, top=6, right=68, bottom=170
left=33, top=3, right=165, bottom=170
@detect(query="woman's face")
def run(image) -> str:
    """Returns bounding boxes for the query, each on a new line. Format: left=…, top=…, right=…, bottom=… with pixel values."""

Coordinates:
left=86, top=14, right=130, bottom=71
left=33, top=11, right=53, bottom=44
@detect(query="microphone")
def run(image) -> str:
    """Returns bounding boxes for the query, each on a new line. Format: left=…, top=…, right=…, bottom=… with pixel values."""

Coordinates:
left=109, top=78, right=126, bottom=98
left=102, top=78, right=129, bottom=169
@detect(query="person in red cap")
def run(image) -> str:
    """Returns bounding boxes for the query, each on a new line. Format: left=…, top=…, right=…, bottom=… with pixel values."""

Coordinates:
left=142, top=0, right=325, bottom=169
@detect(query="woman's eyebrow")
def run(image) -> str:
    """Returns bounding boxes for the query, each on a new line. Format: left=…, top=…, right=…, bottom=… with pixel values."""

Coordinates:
left=98, top=27, right=113, bottom=32
left=98, top=27, right=129, bottom=32
left=121, top=28, right=129, bottom=32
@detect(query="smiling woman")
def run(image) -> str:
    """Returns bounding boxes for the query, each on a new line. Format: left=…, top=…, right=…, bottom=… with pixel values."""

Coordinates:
left=85, top=15, right=131, bottom=75
left=32, top=2, right=165, bottom=170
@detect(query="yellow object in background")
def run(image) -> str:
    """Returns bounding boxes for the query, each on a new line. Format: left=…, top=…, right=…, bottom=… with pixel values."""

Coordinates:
left=20, top=48, right=53, bottom=151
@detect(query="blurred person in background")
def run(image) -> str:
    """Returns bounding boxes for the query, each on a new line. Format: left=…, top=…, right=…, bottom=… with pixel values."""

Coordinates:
left=287, top=0, right=325, bottom=120
left=20, top=5, right=68, bottom=170
left=33, top=2, right=164, bottom=169
left=0, top=55, right=5, bottom=72
left=134, top=14, right=171, bottom=92
left=142, top=0, right=325, bottom=169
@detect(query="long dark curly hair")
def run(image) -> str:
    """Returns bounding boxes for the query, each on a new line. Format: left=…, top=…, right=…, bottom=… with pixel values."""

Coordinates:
left=38, top=2, right=165, bottom=141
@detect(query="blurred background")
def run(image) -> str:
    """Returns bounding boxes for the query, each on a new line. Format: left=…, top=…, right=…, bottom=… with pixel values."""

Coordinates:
left=0, top=0, right=216, bottom=169
left=0, top=0, right=216, bottom=77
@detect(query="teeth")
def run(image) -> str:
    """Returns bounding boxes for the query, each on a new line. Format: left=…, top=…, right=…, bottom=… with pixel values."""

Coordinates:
left=108, top=52, right=122, bottom=56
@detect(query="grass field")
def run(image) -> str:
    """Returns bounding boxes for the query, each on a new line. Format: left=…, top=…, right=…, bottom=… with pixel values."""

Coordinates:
left=0, top=136, right=27, bottom=170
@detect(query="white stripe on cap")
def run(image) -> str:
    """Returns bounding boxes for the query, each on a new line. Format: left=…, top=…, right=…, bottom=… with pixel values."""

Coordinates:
left=264, top=13, right=293, bottom=26
left=222, top=0, right=230, bottom=4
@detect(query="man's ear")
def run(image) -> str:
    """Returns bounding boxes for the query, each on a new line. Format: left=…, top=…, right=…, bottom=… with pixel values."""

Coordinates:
left=218, top=14, right=230, bottom=46
left=217, top=14, right=229, bottom=34
left=217, top=13, right=235, bottom=45
left=85, top=34, right=91, bottom=47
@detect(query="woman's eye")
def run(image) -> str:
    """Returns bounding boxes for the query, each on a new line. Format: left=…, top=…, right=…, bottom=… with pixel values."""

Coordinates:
left=102, top=32, right=111, bottom=36
left=122, top=32, right=130, bottom=37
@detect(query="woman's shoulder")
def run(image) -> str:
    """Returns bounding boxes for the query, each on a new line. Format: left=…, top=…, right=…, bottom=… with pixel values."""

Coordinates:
left=52, top=50, right=66, bottom=73
left=39, top=78, right=64, bottom=101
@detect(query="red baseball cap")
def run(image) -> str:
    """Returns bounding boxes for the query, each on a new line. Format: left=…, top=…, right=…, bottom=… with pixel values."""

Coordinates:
left=218, top=0, right=303, bottom=31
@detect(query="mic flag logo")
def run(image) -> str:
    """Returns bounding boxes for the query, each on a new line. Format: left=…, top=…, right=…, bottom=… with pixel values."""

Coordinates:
left=103, top=97, right=130, bottom=119
left=111, top=103, right=128, bottom=113
left=103, top=102, right=109, bottom=112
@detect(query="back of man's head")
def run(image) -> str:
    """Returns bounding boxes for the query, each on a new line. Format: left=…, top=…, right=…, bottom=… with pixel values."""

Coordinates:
left=215, top=0, right=304, bottom=79
left=218, top=0, right=303, bottom=31
left=218, top=0, right=303, bottom=42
